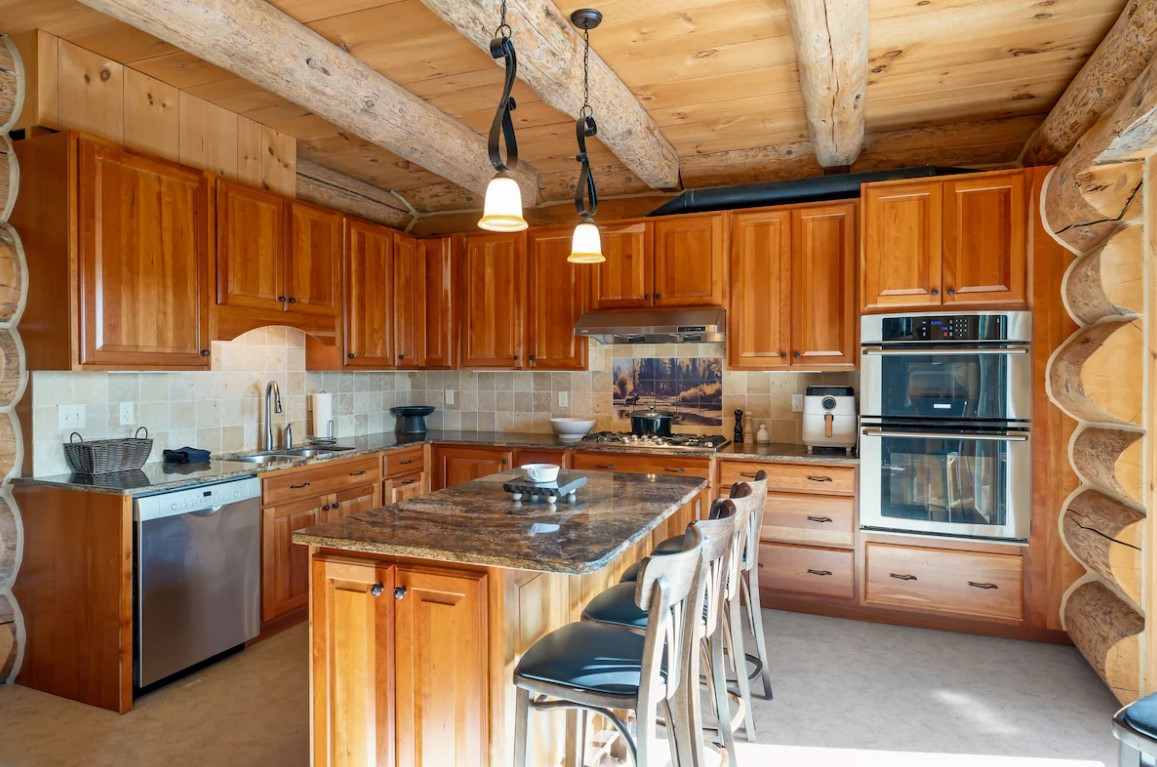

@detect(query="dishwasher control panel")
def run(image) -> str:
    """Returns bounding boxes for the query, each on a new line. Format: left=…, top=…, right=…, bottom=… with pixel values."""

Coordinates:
left=134, top=477, right=261, bottom=521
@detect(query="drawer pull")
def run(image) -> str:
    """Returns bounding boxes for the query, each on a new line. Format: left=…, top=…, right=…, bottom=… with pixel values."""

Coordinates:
left=349, top=470, right=367, bottom=477
left=889, top=573, right=917, bottom=581
left=807, top=475, right=833, bottom=483
left=290, top=482, right=312, bottom=489
left=739, top=472, right=758, bottom=478
left=399, top=459, right=414, bottom=465
left=401, top=479, right=417, bottom=486
left=806, top=515, right=833, bottom=523
left=664, top=467, right=686, bottom=473
left=370, top=583, right=383, bottom=597
left=968, top=581, right=999, bottom=590
left=322, top=504, right=330, bottom=511
left=806, top=569, right=832, bottom=577
left=595, top=463, right=615, bottom=470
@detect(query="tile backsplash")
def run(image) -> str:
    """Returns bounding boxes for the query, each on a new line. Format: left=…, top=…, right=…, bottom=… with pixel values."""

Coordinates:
left=28, top=329, right=855, bottom=476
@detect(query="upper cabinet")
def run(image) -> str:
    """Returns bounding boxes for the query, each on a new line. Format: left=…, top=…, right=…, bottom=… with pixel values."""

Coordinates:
left=417, top=235, right=457, bottom=369
left=526, top=229, right=589, bottom=371
left=861, top=170, right=1027, bottom=313
left=215, top=180, right=287, bottom=313
left=460, top=232, right=526, bottom=369
left=727, top=202, right=857, bottom=371
left=590, top=214, right=726, bottom=309
left=285, top=202, right=342, bottom=317
left=343, top=218, right=395, bottom=369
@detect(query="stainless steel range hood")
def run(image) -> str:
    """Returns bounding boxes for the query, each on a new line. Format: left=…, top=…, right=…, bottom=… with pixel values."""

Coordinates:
left=574, top=307, right=726, bottom=344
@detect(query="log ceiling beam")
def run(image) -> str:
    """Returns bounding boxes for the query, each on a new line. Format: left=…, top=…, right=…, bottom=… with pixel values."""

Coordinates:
left=416, top=0, right=680, bottom=190
left=1021, top=0, right=1157, bottom=166
left=784, top=0, right=868, bottom=167
left=74, top=0, right=539, bottom=201
left=296, top=159, right=414, bottom=230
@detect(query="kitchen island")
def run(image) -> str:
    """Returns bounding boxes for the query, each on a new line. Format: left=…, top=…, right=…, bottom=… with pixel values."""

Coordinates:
left=293, top=469, right=709, bottom=767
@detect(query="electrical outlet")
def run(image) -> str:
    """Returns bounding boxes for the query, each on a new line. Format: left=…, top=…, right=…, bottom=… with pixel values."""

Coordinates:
left=118, top=402, right=135, bottom=426
left=791, top=393, right=804, bottom=413
left=445, top=389, right=455, bottom=406
left=58, top=404, right=85, bottom=430
left=558, top=391, right=569, bottom=408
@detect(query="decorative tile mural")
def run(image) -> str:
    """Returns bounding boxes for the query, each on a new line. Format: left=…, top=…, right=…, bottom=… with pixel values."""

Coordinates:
left=612, top=357, right=724, bottom=426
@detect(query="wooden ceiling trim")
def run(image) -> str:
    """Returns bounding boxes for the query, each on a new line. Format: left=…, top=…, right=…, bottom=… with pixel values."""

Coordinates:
left=1022, top=0, right=1157, bottom=166
left=74, top=0, right=540, bottom=200
left=415, top=0, right=680, bottom=190
left=784, top=0, right=867, bottom=167
left=296, top=157, right=414, bottom=229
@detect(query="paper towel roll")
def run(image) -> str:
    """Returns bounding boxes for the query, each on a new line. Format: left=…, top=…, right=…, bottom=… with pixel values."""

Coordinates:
left=311, top=393, right=334, bottom=439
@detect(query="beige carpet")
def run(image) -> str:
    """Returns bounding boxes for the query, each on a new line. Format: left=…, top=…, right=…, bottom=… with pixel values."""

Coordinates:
left=0, top=610, right=1120, bottom=767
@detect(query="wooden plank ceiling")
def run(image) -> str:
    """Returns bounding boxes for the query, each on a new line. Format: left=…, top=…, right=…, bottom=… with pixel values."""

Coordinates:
left=0, top=0, right=1127, bottom=216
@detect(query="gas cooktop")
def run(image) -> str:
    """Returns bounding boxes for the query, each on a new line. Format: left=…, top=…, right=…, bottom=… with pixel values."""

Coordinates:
left=580, top=432, right=731, bottom=452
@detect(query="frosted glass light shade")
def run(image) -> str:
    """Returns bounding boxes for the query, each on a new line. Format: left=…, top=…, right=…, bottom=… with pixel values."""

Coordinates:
left=477, top=173, right=527, bottom=232
left=568, top=220, right=604, bottom=263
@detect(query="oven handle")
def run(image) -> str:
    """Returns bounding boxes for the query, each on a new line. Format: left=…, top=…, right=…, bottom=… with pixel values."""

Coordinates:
left=861, top=427, right=1029, bottom=442
left=862, top=346, right=1029, bottom=356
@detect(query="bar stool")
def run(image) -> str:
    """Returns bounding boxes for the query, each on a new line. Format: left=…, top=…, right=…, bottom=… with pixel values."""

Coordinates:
left=512, top=528, right=705, bottom=767
left=582, top=497, right=745, bottom=762
left=735, top=472, right=774, bottom=700
left=1113, top=692, right=1157, bottom=766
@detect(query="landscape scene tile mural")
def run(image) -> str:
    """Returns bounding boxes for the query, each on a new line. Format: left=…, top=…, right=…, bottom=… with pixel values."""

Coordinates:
left=612, top=357, right=724, bottom=426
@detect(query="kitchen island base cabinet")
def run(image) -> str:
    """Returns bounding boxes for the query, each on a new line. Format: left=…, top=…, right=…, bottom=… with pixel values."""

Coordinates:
left=432, top=445, right=513, bottom=490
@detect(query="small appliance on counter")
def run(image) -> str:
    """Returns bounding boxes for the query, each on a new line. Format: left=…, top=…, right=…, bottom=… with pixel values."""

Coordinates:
left=803, top=386, right=856, bottom=454
left=392, top=405, right=435, bottom=435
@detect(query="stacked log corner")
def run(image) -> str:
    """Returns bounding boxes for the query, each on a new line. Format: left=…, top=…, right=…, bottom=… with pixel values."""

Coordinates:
left=0, top=34, right=25, bottom=683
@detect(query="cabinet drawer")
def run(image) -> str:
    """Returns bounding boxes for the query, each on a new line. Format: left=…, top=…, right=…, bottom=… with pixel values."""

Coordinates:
left=571, top=451, right=710, bottom=479
left=383, top=446, right=424, bottom=477
left=757, top=543, right=853, bottom=600
left=762, top=492, right=854, bottom=547
left=863, top=543, right=1024, bottom=622
left=263, top=456, right=381, bottom=505
left=765, top=463, right=855, bottom=495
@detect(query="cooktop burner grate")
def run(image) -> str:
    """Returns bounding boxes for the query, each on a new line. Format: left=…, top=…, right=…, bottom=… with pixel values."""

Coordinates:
left=580, top=432, right=731, bottom=451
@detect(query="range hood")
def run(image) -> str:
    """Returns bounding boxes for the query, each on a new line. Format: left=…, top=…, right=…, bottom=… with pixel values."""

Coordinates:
left=574, top=307, right=726, bottom=344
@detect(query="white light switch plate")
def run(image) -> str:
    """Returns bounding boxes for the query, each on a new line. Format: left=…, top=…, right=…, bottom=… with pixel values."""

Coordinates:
left=791, top=394, right=804, bottom=412
left=58, top=404, right=85, bottom=430
left=119, top=402, right=134, bottom=426
left=558, top=391, right=569, bottom=408
left=445, top=390, right=455, bottom=405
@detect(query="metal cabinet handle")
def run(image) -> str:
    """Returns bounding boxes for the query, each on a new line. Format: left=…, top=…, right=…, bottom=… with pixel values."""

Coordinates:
left=794, top=351, right=801, bottom=359
left=513, top=354, right=519, bottom=361
left=370, top=583, right=383, bottom=597
left=862, top=427, right=1029, bottom=442
left=947, top=287, right=956, bottom=296
left=399, top=354, right=405, bottom=360
left=291, top=482, right=311, bottom=489
left=348, top=353, right=355, bottom=359
left=322, top=504, right=330, bottom=511
left=644, top=293, right=651, bottom=300
left=806, top=569, right=832, bottom=577
left=807, top=475, right=833, bottom=483
left=664, top=467, right=686, bottom=473
left=349, top=470, right=367, bottom=477
left=399, top=459, right=414, bottom=465
left=806, top=515, right=832, bottom=523
left=200, top=349, right=210, bottom=357
left=889, top=573, right=917, bottom=581
left=393, top=587, right=407, bottom=600
left=595, top=463, right=615, bottom=470
left=332, top=501, right=340, bottom=509
left=401, top=479, right=417, bottom=486
left=278, top=295, right=286, bottom=303
left=655, top=293, right=662, bottom=300
left=288, top=297, right=297, bottom=304
left=863, top=346, right=1029, bottom=357
left=739, top=472, right=757, bottom=478
left=968, top=581, right=998, bottom=590
left=931, top=288, right=939, bottom=296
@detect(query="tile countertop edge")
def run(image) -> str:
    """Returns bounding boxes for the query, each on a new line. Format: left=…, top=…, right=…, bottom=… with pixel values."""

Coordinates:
left=293, top=477, right=709, bottom=576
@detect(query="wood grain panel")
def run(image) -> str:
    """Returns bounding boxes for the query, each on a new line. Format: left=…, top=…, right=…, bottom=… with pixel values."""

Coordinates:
left=177, top=91, right=239, bottom=177
left=790, top=202, right=856, bottom=367
left=122, top=68, right=178, bottom=161
left=215, top=178, right=286, bottom=312
left=861, top=180, right=942, bottom=312
left=727, top=209, right=790, bottom=370
left=56, top=39, right=124, bottom=143
left=286, top=201, right=340, bottom=316
left=460, top=233, right=526, bottom=369
left=589, top=221, right=652, bottom=309
left=526, top=228, right=589, bottom=371
left=262, top=456, right=381, bottom=505
left=758, top=542, right=854, bottom=600
left=652, top=213, right=725, bottom=307
left=418, top=235, right=456, bottom=369
left=760, top=492, right=855, bottom=548
left=942, top=170, right=1027, bottom=307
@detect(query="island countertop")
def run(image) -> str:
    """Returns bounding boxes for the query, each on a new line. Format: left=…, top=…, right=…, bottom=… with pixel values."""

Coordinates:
left=293, top=470, right=707, bottom=575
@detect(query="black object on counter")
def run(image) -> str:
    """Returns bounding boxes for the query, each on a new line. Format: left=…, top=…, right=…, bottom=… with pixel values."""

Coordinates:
left=393, top=405, right=436, bottom=435
left=162, top=446, right=212, bottom=464
left=733, top=408, right=744, bottom=443
left=629, top=406, right=678, bottom=437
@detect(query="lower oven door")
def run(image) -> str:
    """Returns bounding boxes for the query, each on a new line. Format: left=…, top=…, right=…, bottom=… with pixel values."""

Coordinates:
left=859, top=424, right=1031, bottom=541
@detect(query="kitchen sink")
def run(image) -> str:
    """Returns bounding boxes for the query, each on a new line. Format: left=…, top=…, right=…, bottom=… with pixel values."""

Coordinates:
left=223, top=451, right=299, bottom=464
left=278, top=448, right=332, bottom=458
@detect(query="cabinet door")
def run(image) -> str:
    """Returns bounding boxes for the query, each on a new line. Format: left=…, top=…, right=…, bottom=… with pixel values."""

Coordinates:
left=393, top=231, right=422, bottom=370
left=262, top=495, right=325, bottom=623
left=344, top=218, right=395, bottom=368
left=590, top=221, right=652, bottom=309
left=311, top=556, right=396, bottom=767
left=420, top=236, right=457, bottom=369
left=385, top=472, right=425, bottom=503
left=526, top=228, right=588, bottom=371
left=790, top=203, right=857, bottom=368
left=77, top=139, right=210, bottom=367
left=460, top=232, right=525, bottom=369
left=394, top=567, right=488, bottom=767
left=329, top=483, right=380, bottom=522
left=286, top=202, right=341, bottom=316
left=216, top=179, right=286, bottom=312
left=652, top=213, right=725, bottom=306
left=432, top=446, right=513, bottom=490
left=942, top=171, right=1027, bottom=307
left=861, top=181, right=942, bottom=312
left=727, top=209, right=790, bottom=370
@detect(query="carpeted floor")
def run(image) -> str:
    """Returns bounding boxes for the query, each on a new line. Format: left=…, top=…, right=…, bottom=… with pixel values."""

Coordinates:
left=0, top=610, right=1120, bottom=766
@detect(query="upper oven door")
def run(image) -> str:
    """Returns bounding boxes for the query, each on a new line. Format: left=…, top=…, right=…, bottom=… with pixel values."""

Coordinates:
left=861, top=345, right=1031, bottom=423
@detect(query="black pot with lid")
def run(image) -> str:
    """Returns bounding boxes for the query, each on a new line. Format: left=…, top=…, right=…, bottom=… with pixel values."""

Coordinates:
left=392, top=406, right=435, bottom=435
left=629, top=406, right=679, bottom=437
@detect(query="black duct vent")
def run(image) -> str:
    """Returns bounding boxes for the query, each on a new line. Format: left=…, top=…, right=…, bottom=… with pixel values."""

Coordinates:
left=648, top=165, right=972, bottom=217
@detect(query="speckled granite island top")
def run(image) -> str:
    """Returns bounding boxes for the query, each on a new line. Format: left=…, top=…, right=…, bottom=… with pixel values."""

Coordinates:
left=293, top=470, right=707, bottom=575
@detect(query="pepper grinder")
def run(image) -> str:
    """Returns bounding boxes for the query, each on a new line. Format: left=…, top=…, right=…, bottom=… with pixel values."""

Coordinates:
left=733, top=408, right=744, bottom=443
left=743, top=413, right=754, bottom=444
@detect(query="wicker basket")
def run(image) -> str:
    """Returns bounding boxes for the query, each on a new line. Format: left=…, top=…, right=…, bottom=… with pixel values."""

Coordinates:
left=64, top=427, right=153, bottom=474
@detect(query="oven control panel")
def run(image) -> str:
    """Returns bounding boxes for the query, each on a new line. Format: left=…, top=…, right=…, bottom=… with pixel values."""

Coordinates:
left=881, top=314, right=1007, bottom=342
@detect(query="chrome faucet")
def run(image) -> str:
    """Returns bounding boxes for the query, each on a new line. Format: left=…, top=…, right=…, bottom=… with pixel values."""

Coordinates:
left=264, top=380, right=283, bottom=451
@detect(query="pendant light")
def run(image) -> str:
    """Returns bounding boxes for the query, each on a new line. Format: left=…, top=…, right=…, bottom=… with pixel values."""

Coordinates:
left=478, top=1, right=528, bottom=232
left=568, top=9, right=605, bottom=263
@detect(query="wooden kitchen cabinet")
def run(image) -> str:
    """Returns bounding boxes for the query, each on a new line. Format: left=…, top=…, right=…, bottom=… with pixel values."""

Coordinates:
left=727, top=209, right=791, bottom=370
left=417, top=235, right=457, bottom=369
left=590, top=221, right=653, bottom=308
left=344, top=218, right=396, bottom=368
left=330, top=483, right=380, bottom=521
left=286, top=201, right=342, bottom=316
left=263, top=495, right=325, bottom=623
left=652, top=213, right=726, bottom=306
left=216, top=179, right=287, bottom=313
left=431, top=445, right=513, bottom=490
left=460, top=232, right=526, bottom=369
left=386, top=473, right=426, bottom=502
left=526, top=228, right=589, bottom=370
left=942, top=171, right=1027, bottom=307
left=393, top=231, right=421, bottom=369
left=861, top=180, right=943, bottom=312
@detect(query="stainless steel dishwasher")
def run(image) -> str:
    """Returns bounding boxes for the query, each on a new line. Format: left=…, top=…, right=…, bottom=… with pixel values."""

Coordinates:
left=134, top=476, right=262, bottom=690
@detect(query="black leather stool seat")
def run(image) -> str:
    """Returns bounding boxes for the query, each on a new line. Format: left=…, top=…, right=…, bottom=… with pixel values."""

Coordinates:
left=620, top=536, right=684, bottom=583
left=582, top=583, right=648, bottom=629
left=1120, top=692, right=1157, bottom=741
left=515, top=622, right=666, bottom=696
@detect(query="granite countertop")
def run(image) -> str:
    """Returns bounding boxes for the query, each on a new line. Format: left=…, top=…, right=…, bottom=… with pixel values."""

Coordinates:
left=293, top=470, right=707, bottom=574
left=13, top=429, right=856, bottom=496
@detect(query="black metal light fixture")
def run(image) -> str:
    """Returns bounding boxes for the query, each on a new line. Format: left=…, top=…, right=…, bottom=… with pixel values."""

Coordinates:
left=478, top=0, right=528, bottom=232
left=568, top=8, right=604, bottom=263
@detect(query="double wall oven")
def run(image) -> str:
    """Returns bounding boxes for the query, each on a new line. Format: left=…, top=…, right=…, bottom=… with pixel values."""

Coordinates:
left=859, top=312, right=1032, bottom=542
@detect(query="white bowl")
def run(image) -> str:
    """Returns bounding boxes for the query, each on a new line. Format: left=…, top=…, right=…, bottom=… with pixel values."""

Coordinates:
left=550, top=417, right=596, bottom=443
left=522, top=463, right=560, bottom=483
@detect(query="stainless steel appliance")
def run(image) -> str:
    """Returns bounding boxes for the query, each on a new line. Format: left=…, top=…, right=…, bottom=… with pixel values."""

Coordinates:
left=574, top=307, right=726, bottom=344
left=580, top=432, right=730, bottom=452
left=859, top=311, right=1032, bottom=541
left=134, top=477, right=262, bottom=690
left=802, top=385, right=857, bottom=453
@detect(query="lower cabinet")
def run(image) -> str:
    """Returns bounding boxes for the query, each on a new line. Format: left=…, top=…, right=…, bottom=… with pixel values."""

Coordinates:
left=312, top=555, right=489, bottom=767
left=385, top=472, right=425, bottom=503
left=758, top=542, right=854, bottom=600
left=432, top=445, right=513, bottom=490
